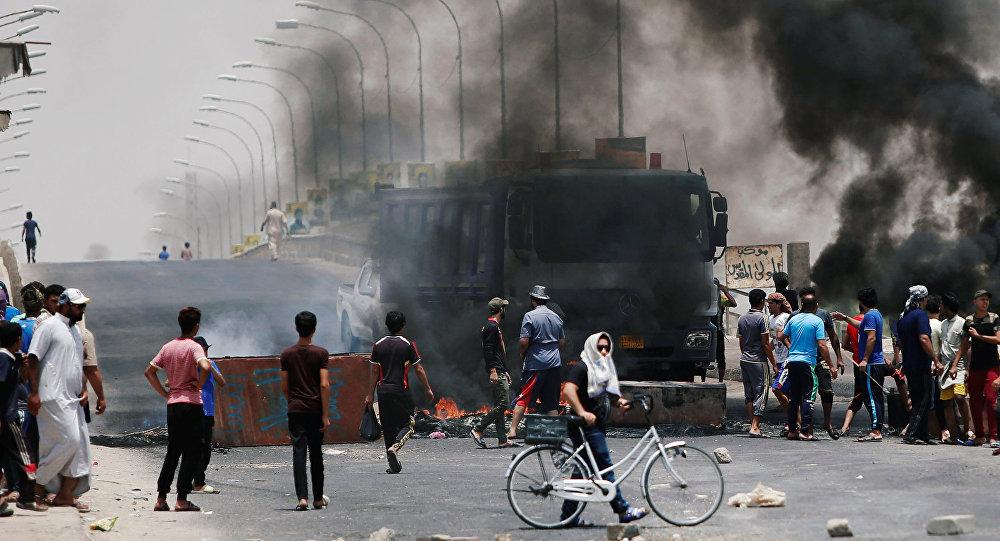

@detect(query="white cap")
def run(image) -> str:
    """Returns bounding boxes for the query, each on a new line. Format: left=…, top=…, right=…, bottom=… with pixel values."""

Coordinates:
left=59, top=288, right=90, bottom=305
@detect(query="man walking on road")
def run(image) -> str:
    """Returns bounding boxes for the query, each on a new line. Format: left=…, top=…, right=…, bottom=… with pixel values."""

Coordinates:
left=145, top=307, right=211, bottom=512
left=471, top=298, right=518, bottom=449
left=955, top=289, right=1000, bottom=447
left=180, top=242, right=193, bottom=262
left=261, top=202, right=289, bottom=261
left=897, top=285, right=944, bottom=445
left=738, top=289, right=776, bottom=437
left=833, top=287, right=889, bottom=443
left=938, top=293, right=975, bottom=444
left=192, top=336, right=225, bottom=495
left=21, top=211, right=40, bottom=264
left=508, top=286, right=564, bottom=441
left=778, top=295, right=832, bottom=441
left=280, top=312, right=330, bottom=510
left=26, top=288, right=92, bottom=511
left=798, top=287, right=844, bottom=440
left=364, top=311, right=434, bottom=474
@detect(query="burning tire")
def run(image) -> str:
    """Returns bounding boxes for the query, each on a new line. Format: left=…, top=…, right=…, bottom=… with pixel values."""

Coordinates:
left=505, top=444, right=591, bottom=529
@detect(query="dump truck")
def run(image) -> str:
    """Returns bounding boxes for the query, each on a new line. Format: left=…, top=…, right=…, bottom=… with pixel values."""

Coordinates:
left=337, top=149, right=729, bottom=381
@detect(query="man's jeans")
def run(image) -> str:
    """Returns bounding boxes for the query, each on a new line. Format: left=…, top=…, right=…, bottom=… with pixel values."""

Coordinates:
left=475, top=373, right=510, bottom=442
left=560, top=425, right=629, bottom=519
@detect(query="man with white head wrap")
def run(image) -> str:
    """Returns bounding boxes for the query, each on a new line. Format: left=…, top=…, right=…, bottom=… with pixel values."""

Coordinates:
left=896, top=285, right=944, bottom=444
left=559, top=332, right=648, bottom=526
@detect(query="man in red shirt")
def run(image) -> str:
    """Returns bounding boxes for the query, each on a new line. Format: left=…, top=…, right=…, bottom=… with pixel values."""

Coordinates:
left=144, top=307, right=211, bottom=512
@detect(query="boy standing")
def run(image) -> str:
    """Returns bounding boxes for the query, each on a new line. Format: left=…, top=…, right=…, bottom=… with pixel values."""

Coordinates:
left=144, top=307, right=211, bottom=512
left=280, top=311, right=330, bottom=510
left=192, top=336, right=225, bottom=495
left=0, top=321, right=45, bottom=512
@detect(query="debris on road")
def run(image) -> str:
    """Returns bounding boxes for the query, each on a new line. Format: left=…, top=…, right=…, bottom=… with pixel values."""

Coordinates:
left=91, top=427, right=168, bottom=447
left=826, top=518, right=853, bottom=537
left=370, top=527, right=396, bottom=541
left=429, top=431, right=447, bottom=440
left=727, top=483, right=786, bottom=508
left=623, top=524, right=641, bottom=539
left=495, top=534, right=512, bottom=541
left=88, top=516, right=118, bottom=532
left=927, top=515, right=975, bottom=536
left=713, top=447, right=732, bottom=464
left=607, top=524, right=625, bottom=539
left=324, top=449, right=346, bottom=455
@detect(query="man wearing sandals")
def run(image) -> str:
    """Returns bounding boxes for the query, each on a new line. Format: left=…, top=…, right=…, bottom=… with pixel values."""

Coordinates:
left=0, top=321, right=46, bottom=513
left=778, top=295, right=832, bottom=441
left=145, top=307, right=212, bottom=512
left=560, top=332, right=648, bottom=526
left=897, top=285, right=945, bottom=445
left=737, top=289, right=777, bottom=437
left=26, top=288, right=92, bottom=512
left=833, top=287, right=889, bottom=443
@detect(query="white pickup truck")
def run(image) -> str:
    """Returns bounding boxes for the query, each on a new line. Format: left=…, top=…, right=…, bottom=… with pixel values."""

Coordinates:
left=337, top=259, right=391, bottom=352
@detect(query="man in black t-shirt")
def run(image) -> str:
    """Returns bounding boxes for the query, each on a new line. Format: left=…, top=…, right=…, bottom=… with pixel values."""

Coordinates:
left=773, top=272, right=799, bottom=312
left=955, top=290, right=1000, bottom=446
left=364, top=311, right=435, bottom=473
left=280, top=311, right=330, bottom=511
left=471, top=298, right=518, bottom=449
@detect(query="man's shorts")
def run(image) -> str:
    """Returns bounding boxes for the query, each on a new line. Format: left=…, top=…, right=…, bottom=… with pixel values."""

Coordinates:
left=814, top=362, right=833, bottom=399
left=772, top=363, right=790, bottom=394
left=940, top=383, right=967, bottom=401
left=25, top=237, right=36, bottom=250
left=513, top=367, right=561, bottom=412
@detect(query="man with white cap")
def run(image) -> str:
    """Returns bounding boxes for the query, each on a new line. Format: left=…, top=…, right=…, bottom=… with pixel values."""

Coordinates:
left=897, top=285, right=944, bottom=445
left=26, top=287, right=91, bottom=512
left=507, top=285, right=564, bottom=441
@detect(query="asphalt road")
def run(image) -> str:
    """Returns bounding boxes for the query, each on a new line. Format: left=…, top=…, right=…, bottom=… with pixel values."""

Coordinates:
left=22, top=260, right=357, bottom=434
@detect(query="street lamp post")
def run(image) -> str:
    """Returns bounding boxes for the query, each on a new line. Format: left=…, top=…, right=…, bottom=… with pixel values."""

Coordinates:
left=553, top=0, right=561, bottom=150
left=436, top=0, right=464, bottom=159
left=1, top=166, right=20, bottom=174
left=255, top=37, right=344, bottom=181
left=193, top=119, right=258, bottom=221
left=199, top=105, right=268, bottom=216
left=0, top=132, right=29, bottom=145
left=276, top=19, right=369, bottom=171
left=296, top=1, right=393, bottom=164
left=183, top=135, right=246, bottom=234
left=173, top=158, right=235, bottom=250
left=218, top=74, right=302, bottom=202
left=165, top=177, right=227, bottom=258
left=0, top=152, right=30, bottom=161
left=0, top=88, right=46, bottom=103
left=233, top=61, right=320, bottom=192
left=364, top=0, right=424, bottom=162
left=3, top=23, right=39, bottom=40
left=203, top=94, right=280, bottom=209
left=495, top=0, right=508, bottom=159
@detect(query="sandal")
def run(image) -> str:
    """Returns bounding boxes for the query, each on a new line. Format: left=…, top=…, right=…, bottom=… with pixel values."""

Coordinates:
left=16, top=500, right=48, bottom=512
left=857, top=434, right=883, bottom=442
left=51, top=499, right=90, bottom=513
left=153, top=501, right=170, bottom=512
left=470, top=429, right=487, bottom=449
left=826, top=427, right=840, bottom=441
left=748, top=432, right=768, bottom=438
left=294, top=502, right=309, bottom=511
left=799, top=434, right=819, bottom=442
left=313, top=495, right=329, bottom=509
left=174, top=502, right=200, bottom=512
left=0, top=503, right=12, bottom=518
left=786, top=432, right=800, bottom=441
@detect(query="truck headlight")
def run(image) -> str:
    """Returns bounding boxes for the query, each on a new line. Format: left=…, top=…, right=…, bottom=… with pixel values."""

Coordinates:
left=683, top=330, right=711, bottom=349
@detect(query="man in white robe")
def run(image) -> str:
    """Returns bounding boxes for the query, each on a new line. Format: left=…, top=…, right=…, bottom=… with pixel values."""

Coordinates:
left=27, top=288, right=91, bottom=511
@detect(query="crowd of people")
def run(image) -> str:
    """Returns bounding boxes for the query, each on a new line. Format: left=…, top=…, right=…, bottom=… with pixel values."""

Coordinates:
left=735, top=281, right=1000, bottom=450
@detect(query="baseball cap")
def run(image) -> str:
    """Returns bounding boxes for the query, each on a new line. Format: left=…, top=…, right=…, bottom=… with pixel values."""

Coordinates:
left=193, top=336, right=211, bottom=352
left=58, top=288, right=90, bottom=305
left=973, top=289, right=992, bottom=299
left=488, top=297, right=509, bottom=313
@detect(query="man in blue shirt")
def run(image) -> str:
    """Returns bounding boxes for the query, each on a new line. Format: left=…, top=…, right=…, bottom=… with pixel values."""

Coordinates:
left=191, top=336, right=225, bottom=494
left=159, top=246, right=170, bottom=261
left=778, top=295, right=831, bottom=440
left=507, top=285, right=564, bottom=441
left=21, top=211, right=40, bottom=264
left=834, top=287, right=890, bottom=442
left=896, top=286, right=945, bottom=445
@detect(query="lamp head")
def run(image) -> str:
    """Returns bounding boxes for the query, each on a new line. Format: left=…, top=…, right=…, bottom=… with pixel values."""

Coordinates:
left=27, top=50, right=45, bottom=58
left=192, top=119, right=210, bottom=127
left=295, top=1, right=322, bottom=10
left=12, top=119, right=32, bottom=126
left=217, top=74, right=238, bottom=82
left=28, top=69, right=46, bottom=76
left=14, top=24, right=40, bottom=36
left=13, top=152, right=29, bottom=158
left=165, top=177, right=182, bottom=184
left=254, top=37, right=278, bottom=46
left=173, top=158, right=191, bottom=166
left=2, top=167, right=19, bottom=173
left=275, top=19, right=300, bottom=29
left=32, top=5, right=61, bottom=14
left=202, top=94, right=223, bottom=101
left=152, top=212, right=167, bottom=218
left=198, top=106, right=218, bottom=112
left=183, top=135, right=201, bottom=143
left=232, top=61, right=254, bottom=69
left=19, top=104, right=40, bottom=112
left=26, top=88, right=45, bottom=94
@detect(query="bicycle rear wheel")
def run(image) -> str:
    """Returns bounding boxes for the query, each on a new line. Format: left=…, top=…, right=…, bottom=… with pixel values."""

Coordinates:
left=506, top=444, right=590, bottom=529
left=642, top=445, right=723, bottom=526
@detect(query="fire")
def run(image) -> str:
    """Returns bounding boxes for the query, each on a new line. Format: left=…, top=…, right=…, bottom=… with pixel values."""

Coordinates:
left=431, top=397, right=492, bottom=419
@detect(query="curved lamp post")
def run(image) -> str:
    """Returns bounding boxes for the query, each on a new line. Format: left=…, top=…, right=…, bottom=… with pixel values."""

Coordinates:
left=193, top=119, right=258, bottom=219
left=183, top=135, right=246, bottom=234
left=173, top=158, right=235, bottom=248
left=165, top=176, right=227, bottom=257
left=199, top=105, right=269, bottom=213
left=203, top=93, right=280, bottom=208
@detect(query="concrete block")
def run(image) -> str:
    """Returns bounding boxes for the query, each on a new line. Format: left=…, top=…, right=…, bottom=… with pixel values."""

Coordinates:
left=607, top=524, right=625, bottom=540
left=826, top=518, right=853, bottom=537
left=623, top=525, right=641, bottom=539
left=494, top=535, right=512, bottom=541
left=927, top=515, right=975, bottom=535
left=714, top=447, right=732, bottom=464
left=610, top=381, right=726, bottom=427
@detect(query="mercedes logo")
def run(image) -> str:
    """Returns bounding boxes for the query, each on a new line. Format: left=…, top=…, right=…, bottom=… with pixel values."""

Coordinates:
left=619, top=293, right=641, bottom=316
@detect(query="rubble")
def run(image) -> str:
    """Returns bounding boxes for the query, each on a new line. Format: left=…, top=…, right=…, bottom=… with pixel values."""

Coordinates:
left=89, top=516, right=118, bottom=532
left=370, top=528, right=396, bottom=541
left=713, top=447, right=732, bottom=464
left=727, top=483, right=786, bottom=508
left=926, top=515, right=975, bottom=536
left=623, top=524, right=641, bottom=539
left=607, top=524, right=625, bottom=540
left=90, top=427, right=169, bottom=447
left=826, top=518, right=853, bottom=537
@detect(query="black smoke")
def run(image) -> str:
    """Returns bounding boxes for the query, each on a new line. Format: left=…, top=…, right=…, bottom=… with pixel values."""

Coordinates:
left=682, top=0, right=1000, bottom=309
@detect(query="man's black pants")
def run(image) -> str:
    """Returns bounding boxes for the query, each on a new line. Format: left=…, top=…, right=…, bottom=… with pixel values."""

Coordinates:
left=904, top=369, right=935, bottom=441
left=157, top=403, right=203, bottom=500
left=288, top=411, right=324, bottom=501
left=1, top=419, right=35, bottom=503
left=193, top=415, right=214, bottom=488
left=785, top=362, right=815, bottom=433
left=378, top=391, right=415, bottom=453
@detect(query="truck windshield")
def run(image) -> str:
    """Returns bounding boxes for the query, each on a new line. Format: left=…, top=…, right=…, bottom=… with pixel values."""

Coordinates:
left=532, top=173, right=712, bottom=262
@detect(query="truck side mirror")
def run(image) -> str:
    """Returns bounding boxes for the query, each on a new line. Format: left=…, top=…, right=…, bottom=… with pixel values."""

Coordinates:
left=711, top=213, right=728, bottom=248
left=713, top=196, right=728, bottom=213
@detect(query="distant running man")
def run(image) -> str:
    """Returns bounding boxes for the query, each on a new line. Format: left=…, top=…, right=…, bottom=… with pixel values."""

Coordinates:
left=21, top=212, right=40, bottom=264
left=260, top=202, right=289, bottom=261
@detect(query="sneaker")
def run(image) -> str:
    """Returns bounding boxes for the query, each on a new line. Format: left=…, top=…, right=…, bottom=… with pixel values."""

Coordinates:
left=619, top=506, right=649, bottom=523
left=386, top=450, right=402, bottom=474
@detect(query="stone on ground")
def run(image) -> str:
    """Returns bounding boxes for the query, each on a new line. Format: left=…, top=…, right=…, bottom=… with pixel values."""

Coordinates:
left=607, top=524, right=625, bottom=540
left=623, top=524, right=641, bottom=539
left=826, top=518, right=853, bottom=537
left=926, top=515, right=975, bottom=535
left=370, top=528, right=396, bottom=541
left=726, top=483, right=786, bottom=507
left=713, top=447, right=732, bottom=464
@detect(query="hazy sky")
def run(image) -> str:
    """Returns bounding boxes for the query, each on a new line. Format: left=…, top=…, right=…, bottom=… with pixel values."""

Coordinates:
left=1, top=1, right=885, bottom=263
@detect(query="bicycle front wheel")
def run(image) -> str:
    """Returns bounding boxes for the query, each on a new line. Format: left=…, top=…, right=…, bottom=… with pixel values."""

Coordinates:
left=506, top=444, right=590, bottom=529
left=642, top=445, right=723, bottom=526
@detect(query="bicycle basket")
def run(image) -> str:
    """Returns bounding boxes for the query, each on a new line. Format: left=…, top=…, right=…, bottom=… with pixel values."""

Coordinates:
left=524, top=414, right=568, bottom=444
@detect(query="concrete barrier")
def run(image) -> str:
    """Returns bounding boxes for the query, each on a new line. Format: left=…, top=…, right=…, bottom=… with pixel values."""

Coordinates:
left=610, top=380, right=726, bottom=427
left=0, top=240, right=23, bottom=309
left=213, top=354, right=370, bottom=446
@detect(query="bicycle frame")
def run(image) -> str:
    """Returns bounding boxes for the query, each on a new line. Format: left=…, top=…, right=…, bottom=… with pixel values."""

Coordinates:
left=550, top=424, right=686, bottom=503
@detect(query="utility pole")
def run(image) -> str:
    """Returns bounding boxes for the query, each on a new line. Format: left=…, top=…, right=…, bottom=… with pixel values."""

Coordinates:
left=616, top=0, right=624, bottom=137
left=553, top=0, right=561, bottom=150
left=496, top=0, right=507, bottom=159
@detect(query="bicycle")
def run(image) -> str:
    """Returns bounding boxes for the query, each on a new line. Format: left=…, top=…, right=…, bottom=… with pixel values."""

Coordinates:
left=504, top=394, right=724, bottom=529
